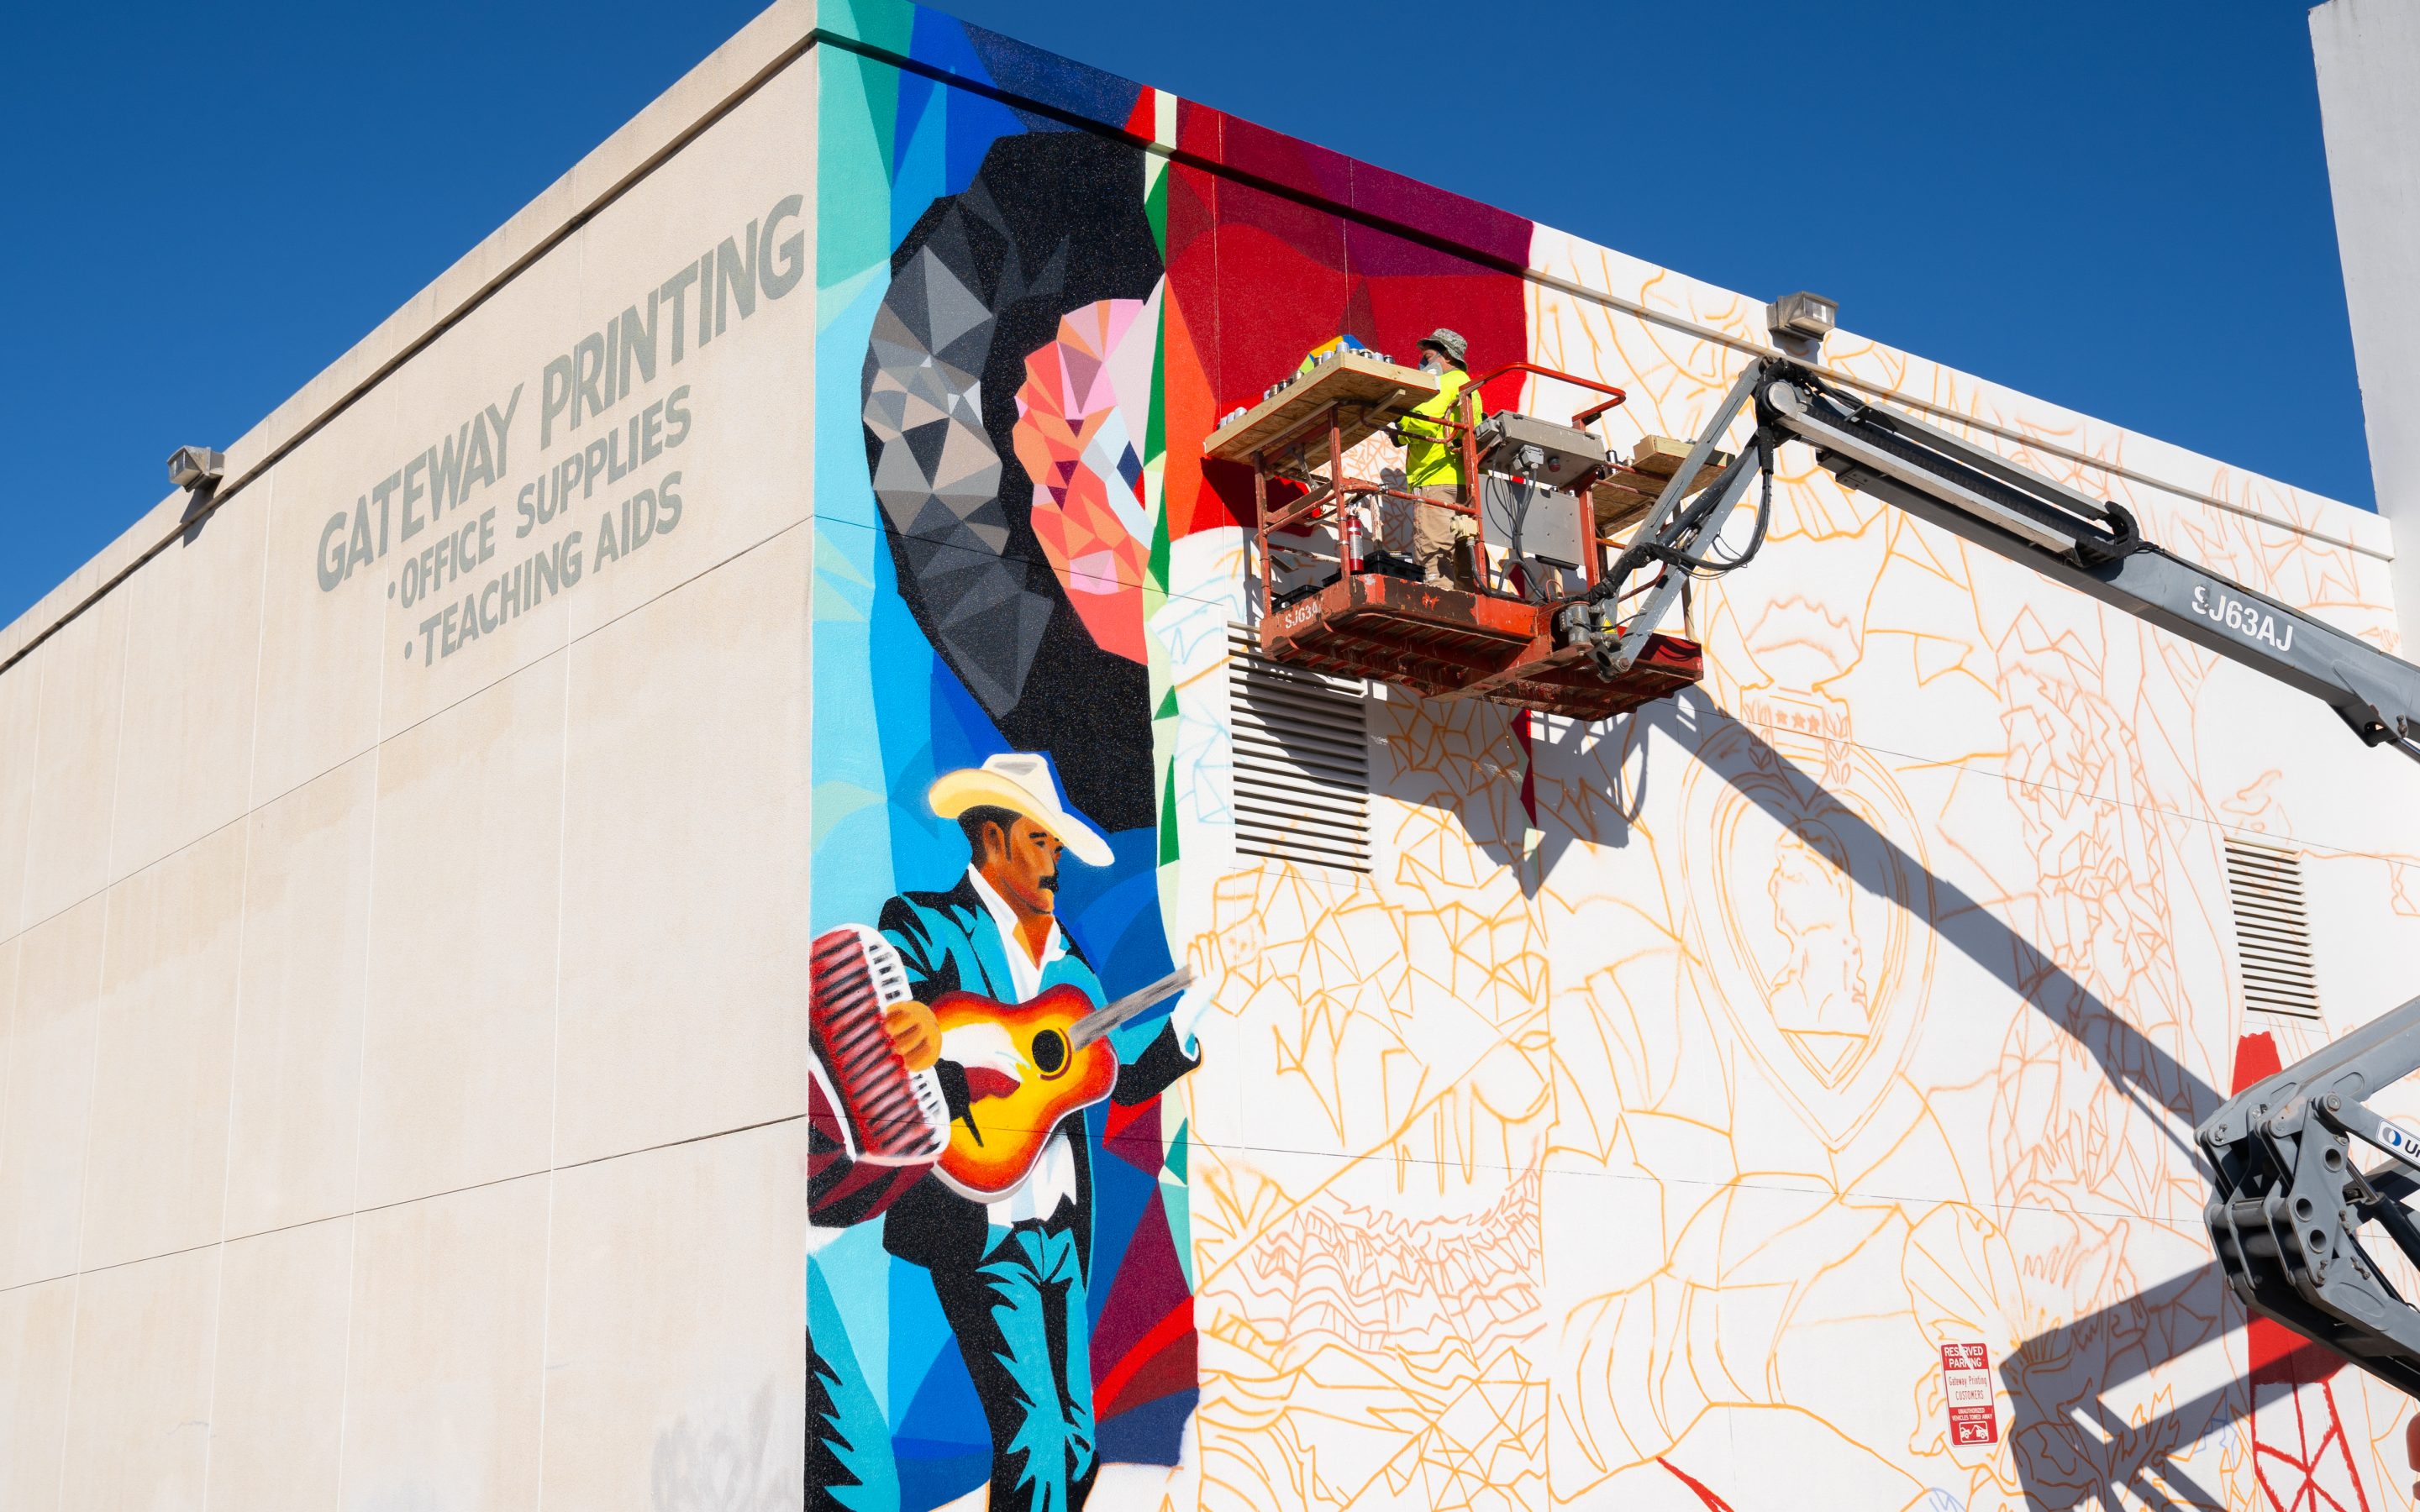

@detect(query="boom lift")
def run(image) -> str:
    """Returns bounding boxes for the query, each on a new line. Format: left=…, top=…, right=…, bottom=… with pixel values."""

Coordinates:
left=1573, top=292, right=2420, bottom=753
left=1213, top=296, right=2420, bottom=1396
left=1205, top=352, right=1712, bottom=720
left=1579, top=293, right=2420, bottom=1399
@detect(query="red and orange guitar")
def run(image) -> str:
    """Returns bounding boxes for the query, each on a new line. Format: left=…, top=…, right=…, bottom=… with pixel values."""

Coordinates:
left=928, top=966, right=1192, bottom=1200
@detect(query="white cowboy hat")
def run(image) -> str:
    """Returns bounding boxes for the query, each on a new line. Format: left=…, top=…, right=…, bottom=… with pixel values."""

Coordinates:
left=928, top=752, right=1114, bottom=867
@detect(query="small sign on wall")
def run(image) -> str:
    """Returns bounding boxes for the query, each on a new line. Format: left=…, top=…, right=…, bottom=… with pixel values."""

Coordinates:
left=1941, top=1343, right=1999, bottom=1445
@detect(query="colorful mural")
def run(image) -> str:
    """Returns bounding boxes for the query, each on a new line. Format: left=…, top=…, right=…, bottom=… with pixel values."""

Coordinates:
left=810, top=21, right=1202, bottom=1511
left=807, top=12, right=1544, bottom=1506
left=807, top=4, right=2420, bottom=1509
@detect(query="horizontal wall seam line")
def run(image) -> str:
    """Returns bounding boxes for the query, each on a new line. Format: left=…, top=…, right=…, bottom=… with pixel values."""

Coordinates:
left=47, top=501, right=765, bottom=916
left=0, top=517, right=807, bottom=951
left=343, top=516, right=810, bottom=774
left=783, top=1120, right=2209, bottom=1236
left=551, top=1111, right=804, bottom=1176
left=0, top=1113, right=807, bottom=1295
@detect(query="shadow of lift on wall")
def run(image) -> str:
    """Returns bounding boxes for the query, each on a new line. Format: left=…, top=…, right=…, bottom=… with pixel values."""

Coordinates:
left=1679, top=696, right=2349, bottom=1510
left=1383, top=685, right=2318, bottom=1509
left=1702, top=697, right=2315, bottom=1508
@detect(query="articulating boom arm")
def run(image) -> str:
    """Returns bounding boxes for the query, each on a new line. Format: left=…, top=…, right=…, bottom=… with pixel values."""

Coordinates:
left=1566, top=296, right=2420, bottom=1394
left=2202, top=995, right=2420, bottom=1399
left=1576, top=354, right=2420, bottom=752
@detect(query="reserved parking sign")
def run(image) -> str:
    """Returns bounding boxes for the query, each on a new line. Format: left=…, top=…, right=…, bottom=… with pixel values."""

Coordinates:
left=1941, top=1343, right=1999, bottom=1446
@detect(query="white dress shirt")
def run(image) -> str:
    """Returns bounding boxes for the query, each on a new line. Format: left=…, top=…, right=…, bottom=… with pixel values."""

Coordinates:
left=945, top=867, right=1081, bottom=1227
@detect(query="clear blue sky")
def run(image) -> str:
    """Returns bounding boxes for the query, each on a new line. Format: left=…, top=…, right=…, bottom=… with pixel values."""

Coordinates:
left=0, top=0, right=2365, bottom=628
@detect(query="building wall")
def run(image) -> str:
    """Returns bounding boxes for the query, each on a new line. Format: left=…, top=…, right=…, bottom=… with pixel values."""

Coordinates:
left=2314, top=0, right=2420, bottom=648
left=807, top=4, right=2420, bottom=1511
left=0, top=26, right=818, bottom=1511
left=5, top=3, right=2420, bottom=1509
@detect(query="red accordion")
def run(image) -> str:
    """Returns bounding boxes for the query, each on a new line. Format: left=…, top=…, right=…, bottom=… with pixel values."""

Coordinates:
left=808, top=924, right=949, bottom=1165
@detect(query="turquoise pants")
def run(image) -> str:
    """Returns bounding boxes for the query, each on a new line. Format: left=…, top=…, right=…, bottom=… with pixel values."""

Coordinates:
left=932, top=1222, right=1097, bottom=1512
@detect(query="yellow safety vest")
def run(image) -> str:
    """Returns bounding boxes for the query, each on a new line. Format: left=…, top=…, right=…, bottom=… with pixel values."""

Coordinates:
left=1397, top=368, right=1478, bottom=486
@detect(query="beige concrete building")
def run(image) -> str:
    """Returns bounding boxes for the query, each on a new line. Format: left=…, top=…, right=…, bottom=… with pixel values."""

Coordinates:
left=5, top=3, right=2419, bottom=1508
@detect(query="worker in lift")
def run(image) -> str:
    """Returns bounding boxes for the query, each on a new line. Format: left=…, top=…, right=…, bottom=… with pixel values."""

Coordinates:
left=1383, top=328, right=1481, bottom=589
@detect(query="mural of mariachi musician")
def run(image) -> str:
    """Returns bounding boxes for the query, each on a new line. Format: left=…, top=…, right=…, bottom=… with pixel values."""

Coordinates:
left=811, top=753, right=1205, bottom=1512
left=810, top=118, right=1211, bottom=1512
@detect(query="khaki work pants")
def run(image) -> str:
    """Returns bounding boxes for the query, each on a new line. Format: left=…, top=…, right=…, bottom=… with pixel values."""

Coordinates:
left=1409, top=483, right=1476, bottom=586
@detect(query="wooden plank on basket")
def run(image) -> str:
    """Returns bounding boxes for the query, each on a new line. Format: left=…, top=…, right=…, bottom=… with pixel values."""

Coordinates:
left=1591, top=475, right=1661, bottom=528
left=1628, top=434, right=1733, bottom=488
left=1203, top=355, right=1442, bottom=465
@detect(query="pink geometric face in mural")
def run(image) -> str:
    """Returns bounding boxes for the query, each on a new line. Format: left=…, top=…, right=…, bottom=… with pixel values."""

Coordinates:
left=1013, top=289, right=1162, bottom=664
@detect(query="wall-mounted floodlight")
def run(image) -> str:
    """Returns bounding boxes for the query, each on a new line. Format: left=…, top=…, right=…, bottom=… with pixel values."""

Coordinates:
left=1765, top=291, right=1838, bottom=362
left=167, top=446, right=225, bottom=491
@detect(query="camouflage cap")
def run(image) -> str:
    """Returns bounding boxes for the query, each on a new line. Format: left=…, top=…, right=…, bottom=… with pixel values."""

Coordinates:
left=1418, top=328, right=1469, bottom=365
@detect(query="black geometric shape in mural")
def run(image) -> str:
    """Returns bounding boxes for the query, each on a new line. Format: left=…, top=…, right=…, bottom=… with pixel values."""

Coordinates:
left=862, top=129, right=1165, bottom=834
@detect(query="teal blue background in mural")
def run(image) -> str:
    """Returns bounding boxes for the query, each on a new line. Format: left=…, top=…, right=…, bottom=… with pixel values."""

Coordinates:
left=809, top=8, right=1198, bottom=1506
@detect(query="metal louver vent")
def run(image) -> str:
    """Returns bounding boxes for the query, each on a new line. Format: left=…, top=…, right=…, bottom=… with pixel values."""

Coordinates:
left=2224, top=836, right=2321, bottom=1019
left=1228, top=624, right=1370, bottom=873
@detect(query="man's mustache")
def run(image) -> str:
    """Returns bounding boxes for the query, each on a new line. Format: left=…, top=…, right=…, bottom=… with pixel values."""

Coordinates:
left=1040, top=873, right=1059, bottom=892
